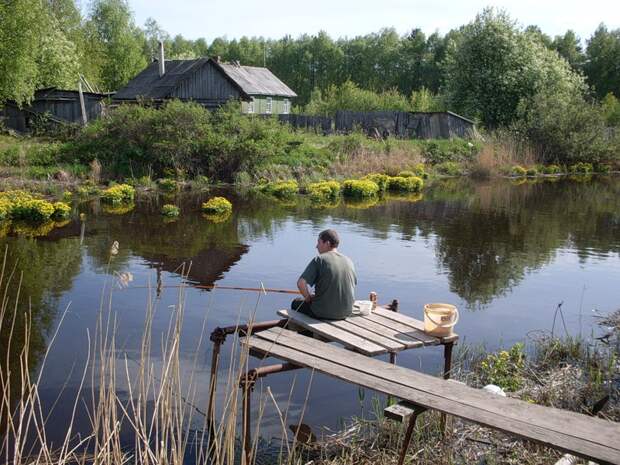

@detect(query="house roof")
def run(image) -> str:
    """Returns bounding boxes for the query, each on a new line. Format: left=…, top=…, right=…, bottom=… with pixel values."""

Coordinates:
left=113, top=58, right=209, bottom=100
left=113, top=58, right=296, bottom=101
left=214, top=61, right=297, bottom=98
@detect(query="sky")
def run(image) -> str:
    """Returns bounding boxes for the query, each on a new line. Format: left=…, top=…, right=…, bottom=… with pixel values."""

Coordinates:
left=126, top=0, right=620, bottom=43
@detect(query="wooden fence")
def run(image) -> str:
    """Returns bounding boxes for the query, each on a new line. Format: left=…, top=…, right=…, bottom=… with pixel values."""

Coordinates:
left=277, top=111, right=475, bottom=139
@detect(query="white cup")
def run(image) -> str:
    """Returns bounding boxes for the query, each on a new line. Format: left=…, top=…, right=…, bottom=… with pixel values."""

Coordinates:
left=353, top=300, right=373, bottom=316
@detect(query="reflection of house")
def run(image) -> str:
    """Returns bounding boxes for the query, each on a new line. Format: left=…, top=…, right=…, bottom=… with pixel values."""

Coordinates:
left=145, top=245, right=249, bottom=289
left=114, top=45, right=296, bottom=114
left=0, top=87, right=109, bottom=133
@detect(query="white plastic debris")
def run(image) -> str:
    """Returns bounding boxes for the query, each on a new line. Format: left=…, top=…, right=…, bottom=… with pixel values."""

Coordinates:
left=482, top=384, right=506, bottom=397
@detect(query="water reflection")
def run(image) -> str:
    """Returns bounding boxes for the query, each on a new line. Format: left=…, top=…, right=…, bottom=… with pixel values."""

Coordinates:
left=0, top=176, right=619, bottom=441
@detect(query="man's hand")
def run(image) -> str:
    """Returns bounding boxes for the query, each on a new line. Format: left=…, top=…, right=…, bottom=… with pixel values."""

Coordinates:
left=297, top=277, right=313, bottom=303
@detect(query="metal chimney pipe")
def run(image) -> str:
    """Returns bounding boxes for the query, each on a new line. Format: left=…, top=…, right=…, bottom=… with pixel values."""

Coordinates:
left=158, top=40, right=165, bottom=77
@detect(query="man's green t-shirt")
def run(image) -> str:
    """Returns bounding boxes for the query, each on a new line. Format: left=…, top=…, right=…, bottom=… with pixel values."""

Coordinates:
left=300, top=251, right=357, bottom=319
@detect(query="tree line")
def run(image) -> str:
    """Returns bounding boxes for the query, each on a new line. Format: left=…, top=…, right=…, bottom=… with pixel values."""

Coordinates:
left=1, top=1, right=619, bottom=129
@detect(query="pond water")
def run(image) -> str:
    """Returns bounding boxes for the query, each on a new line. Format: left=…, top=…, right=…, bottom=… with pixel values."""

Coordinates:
left=1, top=176, right=619, bottom=445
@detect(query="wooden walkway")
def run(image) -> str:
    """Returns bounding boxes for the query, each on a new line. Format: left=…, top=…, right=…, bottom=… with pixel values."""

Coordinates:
left=244, top=327, right=620, bottom=465
left=277, top=306, right=457, bottom=355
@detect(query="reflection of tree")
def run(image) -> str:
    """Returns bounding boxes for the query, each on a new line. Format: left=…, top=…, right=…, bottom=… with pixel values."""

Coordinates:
left=0, top=236, right=82, bottom=423
left=408, top=178, right=619, bottom=307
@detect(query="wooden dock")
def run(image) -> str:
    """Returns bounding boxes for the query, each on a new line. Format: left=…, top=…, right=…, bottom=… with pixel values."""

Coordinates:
left=244, top=327, right=620, bottom=465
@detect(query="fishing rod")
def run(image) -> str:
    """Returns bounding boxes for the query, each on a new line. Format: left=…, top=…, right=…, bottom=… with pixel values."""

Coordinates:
left=122, top=283, right=302, bottom=295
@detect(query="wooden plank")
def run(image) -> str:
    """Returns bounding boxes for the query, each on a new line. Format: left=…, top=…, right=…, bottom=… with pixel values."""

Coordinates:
left=373, top=307, right=459, bottom=343
left=254, top=328, right=620, bottom=457
left=327, top=318, right=406, bottom=351
left=256, top=328, right=620, bottom=451
left=384, top=401, right=422, bottom=423
left=245, top=331, right=620, bottom=464
left=277, top=309, right=386, bottom=356
left=362, top=313, right=440, bottom=346
left=343, top=315, right=423, bottom=349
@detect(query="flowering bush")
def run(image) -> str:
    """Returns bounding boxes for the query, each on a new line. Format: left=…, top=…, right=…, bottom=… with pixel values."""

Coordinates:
left=399, top=163, right=428, bottom=179
left=307, top=181, right=341, bottom=201
left=542, top=164, right=562, bottom=174
left=362, top=173, right=390, bottom=192
left=202, top=197, right=232, bottom=214
left=569, top=162, right=593, bottom=174
left=158, top=178, right=178, bottom=192
left=0, top=190, right=71, bottom=222
left=387, top=175, right=424, bottom=192
left=101, top=184, right=135, bottom=204
left=52, top=202, right=71, bottom=219
left=260, top=180, right=299, bottom=198
left=480, top=343, right=525, bottom=391
left=161, top=204, right=180, bottom=217
left=511, top=165, right=527, bottom=177
left=342, top=179, right=380, bottom=198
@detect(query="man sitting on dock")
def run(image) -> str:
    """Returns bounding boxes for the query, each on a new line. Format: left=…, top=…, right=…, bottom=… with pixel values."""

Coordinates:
left=292, top=229, right=357, bottom=320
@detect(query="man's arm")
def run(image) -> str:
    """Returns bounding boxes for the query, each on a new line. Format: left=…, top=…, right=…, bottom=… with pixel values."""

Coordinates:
left=297, top=277, right=313, bottom=303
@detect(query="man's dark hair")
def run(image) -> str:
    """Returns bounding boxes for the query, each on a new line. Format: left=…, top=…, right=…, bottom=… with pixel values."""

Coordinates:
left=319, top=229, right=340, bottom=248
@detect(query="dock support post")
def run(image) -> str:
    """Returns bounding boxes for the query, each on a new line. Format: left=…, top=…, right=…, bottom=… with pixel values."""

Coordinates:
left=207, top=327, right=227, bottom=436
left=397, top=406, right=426, bottom=465
left=240, top=373, right=256, bottom=465
left=440, top=341, right=454, bottom=434
left=387, top=351, right=397, bottom=405
left=207, top=320, right=286, bottom=439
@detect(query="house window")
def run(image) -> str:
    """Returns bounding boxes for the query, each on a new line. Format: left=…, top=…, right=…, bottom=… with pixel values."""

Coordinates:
left=247, top=98, right=254, bottom=114
left=266, top=97, right=272, bottom=114
left=283, top=99, right=290, bottom=114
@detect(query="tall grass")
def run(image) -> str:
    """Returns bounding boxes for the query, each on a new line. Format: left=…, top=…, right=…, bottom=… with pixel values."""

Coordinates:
left=470, top=131, right=539, bottom=178
left=0, top=252, right=314, bottom=465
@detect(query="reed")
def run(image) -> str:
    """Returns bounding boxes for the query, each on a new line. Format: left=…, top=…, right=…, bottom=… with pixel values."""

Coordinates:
left=0, top=251, right=313, bottom=465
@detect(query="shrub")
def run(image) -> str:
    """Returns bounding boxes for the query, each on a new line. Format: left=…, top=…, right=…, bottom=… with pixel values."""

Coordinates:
left=398, top=170, right=415, bottom=178
left=234, top=171, right=252, bottom=187
left=569, top=162, right=593, bottom=174
left=420, top=139, right=479, bottom=164
left=52, top=202, right=71, bottom=219
left=202, top=196, right=232, bottom=214
left=158, top=178, right=178, bottom=192
left=342, top=179, right=380, bottom=198
left=387, top=176, right=424, bottom=192
left=596, top=164, right=611, bottom=174
left=511, top=165, right=527, bottom=177
left=0, top=191, right=59, bottom=223
left=362, top=173, right=390, bottom=192
left=10, top=199, right=55, bottom=222
left=542, top=164, right=562, bottom=174
left=260, top=180, right=299, bottom=198
left=129, top=176, right=156, bottom=189
left=0, top=199, right=11, bottom=220
left=525, top=167, right=538, bottom=176
left=307, top=181, right=341, bottom=201
left=480, top=343, right=526, bottom=392
left=77, top=181, right=101, bottom=197
left=399, top=163, right=428, bottom=179
left=62, top=191, right=73, bottom=202
left=101, top=184, right=135, bottom=204
left=67, top=100, right=293, bottom=181
left=435, top=161, right=463, bottom=176
left=161, top=204, right=180, bottom=217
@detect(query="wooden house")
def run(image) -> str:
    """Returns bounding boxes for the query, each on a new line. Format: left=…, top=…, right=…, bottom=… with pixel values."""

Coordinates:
left=113, top=52, right=297, bottom=114
left=0, top=87, right=109, bottom=133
